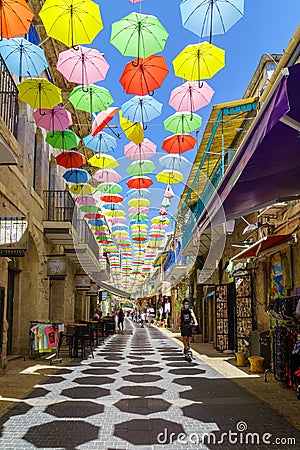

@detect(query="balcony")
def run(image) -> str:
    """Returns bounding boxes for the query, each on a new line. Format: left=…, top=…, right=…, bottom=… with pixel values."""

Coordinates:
left=163, top=248, right=190, bottom=284
left=43, top=190, right=107, bottom=278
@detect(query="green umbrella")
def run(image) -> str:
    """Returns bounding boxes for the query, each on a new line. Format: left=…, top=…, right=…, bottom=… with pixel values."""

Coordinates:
left=164, top=112, right=202, bottom=134
left=79, top=205, right=101, bottom=213
left=129, top=214, right=149, bottom=221
left=68, top=85, right=114, bottom=115
left=126, top=160, right=156, bottom=177
left=110, top=12, right=169, bottom=63
left=97, top=182, right=123, bottom=194
left=46, top=130, right=80, bottom=150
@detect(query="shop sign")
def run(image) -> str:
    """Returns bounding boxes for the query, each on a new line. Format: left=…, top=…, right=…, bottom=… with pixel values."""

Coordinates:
left=75, top=274, right=91, bottom=290
left=47, top=255, right=67, bottom=279
left=0, top=217, right=28, bottom=257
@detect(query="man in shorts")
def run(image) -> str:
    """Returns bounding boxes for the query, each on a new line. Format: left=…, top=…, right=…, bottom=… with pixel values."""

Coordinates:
left=177, top=298, right=198, bottom=354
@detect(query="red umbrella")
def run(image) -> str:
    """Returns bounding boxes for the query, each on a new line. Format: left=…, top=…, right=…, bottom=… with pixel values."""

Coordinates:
left=126, top=176, right=153, bottom=189
left=92, top=107, right=119, bottom=137
left=100, top=194, right=124, bottom=203
left=84, top=213, right=104, bottom=219
left=162, top=133, right=197, bottom=154
left=119, top=55, right=169, bottom=96
left=55, top=150, right=86, bottom=168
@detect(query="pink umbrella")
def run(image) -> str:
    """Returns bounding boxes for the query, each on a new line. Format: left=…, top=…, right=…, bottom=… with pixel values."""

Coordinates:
left=128, top=207, right=149, bottom=214
left=93, top=168, right=121, bottom=183
left=169, top=81, right=214, bottom=114
left=130, top=0, right=143, bottom=3
left=124, top=139, right=156, bottom=161
left=94, top=231, right=109, bottom=236
left=75, top=195, right=97, bottom=206
left=108, top=217, right=127, bottom=224
left=33, top=105, right=72, bottom=132
left=57, top=46, right=110, bottom=86
left=151, top=224, right=168, bottom=230
left=164, top=184, right=175, bottom=198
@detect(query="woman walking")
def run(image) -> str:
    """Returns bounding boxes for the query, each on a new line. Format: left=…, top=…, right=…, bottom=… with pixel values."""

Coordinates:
left=118, top=308, right=125, bottom=333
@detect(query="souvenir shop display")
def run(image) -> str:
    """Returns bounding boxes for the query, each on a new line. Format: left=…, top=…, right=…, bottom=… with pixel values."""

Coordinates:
left=234, top=274, right=254, bottom=352
left=215, top=283, right=235, bottom=351
left=29, top=321, right=64, bottom=363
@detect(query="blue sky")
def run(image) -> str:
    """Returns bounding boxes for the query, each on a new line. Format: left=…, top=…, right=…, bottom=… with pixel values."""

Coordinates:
left=88, top=0, right=300, bottom=227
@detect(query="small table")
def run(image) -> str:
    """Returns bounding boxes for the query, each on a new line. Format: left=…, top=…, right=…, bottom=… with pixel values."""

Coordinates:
left=68, top=323, right=88, bottom=359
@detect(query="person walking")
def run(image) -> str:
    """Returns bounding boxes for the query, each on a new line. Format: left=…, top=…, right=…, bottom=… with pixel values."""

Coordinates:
left=118, top=308, right=125, bottom=333
left=140, top=311, right=146, bottom=328
left=177, top=298, right=198, bottom=355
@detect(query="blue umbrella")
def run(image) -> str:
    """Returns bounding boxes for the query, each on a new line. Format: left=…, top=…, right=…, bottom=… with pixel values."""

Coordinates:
left=88, top=219, right=106, bottom=226
left=180, top=0, right=244, bottom=43
left=83, top=131, right=117, bottom=153
left=130, top=219, right=149, bottom=225
left=63, top=169, right=90, bottom=184
left=0, top=37, right=48, bottom=77
left=121, top=95, right=163, bottom=129
left=102, top=203, right=124, bottom=210
left=111, top=224, right=128, bottom=231
left=159, top=154, right=189, bottom=171
left=127, top=188, right=151, bottom=199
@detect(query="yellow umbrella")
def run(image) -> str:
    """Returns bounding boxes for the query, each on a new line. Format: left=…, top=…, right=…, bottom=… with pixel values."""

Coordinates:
left=172, top=42, right=225, bottom=82
left=88, top=153, right=119, bottom=169
left=128, top=198, right=150, bottom=208
left=151, top=216, right=170, bottom=224
left=69, top=184, right=94, bottom=195
left=39, top=0, right=103, bottom=47
left=119, top=110, right=144, bottom=145
left=112, top=230, right=128, bottom=236
left=105, top=210, right=126, bottom=217
left=18, top=78, right=62, bottom=109
left=92, top=225, right=107, bottom=231
left=156, top=170, right=184, bottom=184
left=131, top=225, right=148, bottom=230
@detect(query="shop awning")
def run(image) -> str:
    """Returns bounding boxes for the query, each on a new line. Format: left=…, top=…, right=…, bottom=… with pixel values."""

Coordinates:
left=93, top=278, right=131, bottom=299
left=231, top=234, right=292, bottom=260
left=199, top=63, right=300, bottom=228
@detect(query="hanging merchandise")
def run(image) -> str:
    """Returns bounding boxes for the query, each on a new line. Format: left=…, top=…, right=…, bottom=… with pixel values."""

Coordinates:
left=234, top=274, right=254, bottom=352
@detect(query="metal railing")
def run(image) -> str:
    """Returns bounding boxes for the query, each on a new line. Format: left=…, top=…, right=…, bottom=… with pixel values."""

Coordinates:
left=0, top=54, right=18, bottom=138
left=44, top=190, right=99, bottom=260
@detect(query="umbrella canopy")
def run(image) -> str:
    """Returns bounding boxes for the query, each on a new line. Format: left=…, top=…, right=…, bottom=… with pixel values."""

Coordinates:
left=164, top=111, right=202, bottom=134
left=122, top=95, right=162, bottom=126
left=75, top=195, right=97, bottom=206
left=128, top=198, right=150, bottom=207
left=57, top=45, right=109, bottom=86
left=100, top=194, right=123, bottom=203
left=0, top=0, right=34, bottom=39
left=93, top=168, right=121, bottom=183
left=69, top=85, right=113, bottom=115
left=97, top=182, right=122, bottom=194
left=56, top=150, right=86, bottom=168
left=162, top=133, right=197, bottom=154
left=129, top=213, right=149, bottom=221
left=156, top=169, right=184, bottom=184
left=83, top=132, right=116, bottom=153
left=0, top=37, right=47, bottom=77
left=127, top=188, right=151, bottom=199
left=119, top=110, right=144, bottom=144
left=129, top=207, right=149, bottom=214
left=102, top=203, right=124, bottom=210
left=159, top=154, right=189, bottom=171
left=126, top=176, right=153, bottom=189
left=33, top=106, right=72, bottom=132
left=69, top=184, right=94, bottom=195
left=110, top=12, right=169, bottom=60
left=119, top=55, right=169, bottom=96
left=46, top=130, right=80, bottom=150
left=63, top=168, right=90, bottom=184
left=84, top=213, right=103, bottom=219
left=92, top=107, right=119, bottom=136
left=39, top=0, right=103, bottom=47
left=169, top=80, right=214, bottom=113
left=180, top=0, right=244, bottom=42
left=18, top=78, right=62, bottom=110
left=173, top=42, right=225, bottom=82
left=105, top=209, right=126, bottom=217
left=88, top=153, right=118, bottom=169
left=80, top=205, right=101, bottom=212
left=124, top=139, right=156, bottom=160
left=151, top=216, right=170, bottom=224
left=126, top=160, right=155, bottom=176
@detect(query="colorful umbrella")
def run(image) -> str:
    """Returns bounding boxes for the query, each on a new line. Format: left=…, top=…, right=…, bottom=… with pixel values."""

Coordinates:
left=119, top=111, right=144, bottom=144
left=127, top=188, right=151, bottom=199
left=84, top=213, right=104, bottom=219
left=93, top=168, right=121, bottom=183
left=162, top=133, right=197, bottom=154
left=180, top=0, right=244, bottom=43
left=75, top=195, right=97, bottom=206
left=119, top=55, right=169, bottom=96
left=63, top=168, right=90, bottom=184
left=0, top=0, right=34, bottom=39
left=110, top=12, right=169, bottom=61
left=79, top=205, right=101, bottom=213
left=57, top=45, right=109, bottom=86
left=173, top=42, right=225, bottom=82
left=105, top=210, right=126, bottom=217
left=129, top=213, right=149, bottom=221
left=169, top=80, right=214, bottom=113
left=164, top=112, right=202, bottom=134
left=126, top=176, right=153, bottom=189
left=101, top=194, right=123, bottom=203
left=122, top=95, right=162, bottom=128
left=129, top=207, right=149, bottom=214
left=159, top=154, right=189, bottom=171
left=69, top=184, right=94, bottom=195
left=156, top=170, right=184, bottom=184
left=83, top=132, right=116, bottom=153
left=88, top=153, right=118, bottom=169
left=124, top=139, right=156, bottom=160
left=33, top=106, right=72, bottom=132
left=39, top=0, right=103, bottom=47
left=97, top=182, right=122, bottom=194
left=56, top=150, right=86, bottom=168
left=46, top=130, right=80, bottom=150
left=18, top=78, right=62, bottom=110
left=92, top=107, right=119, bottom=136
left=69, top=85, right=113, bottom=115
left=151, top=215, right=170, bottom=224
left=0, top=37, right=47, bottom=78
left=128, top=198, right=150, bottom=207
left=126, top=160, right=155, bottom=176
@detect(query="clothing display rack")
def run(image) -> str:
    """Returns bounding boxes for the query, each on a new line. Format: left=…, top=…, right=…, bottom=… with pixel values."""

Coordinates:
left=28, top=321, right=64, bottom=364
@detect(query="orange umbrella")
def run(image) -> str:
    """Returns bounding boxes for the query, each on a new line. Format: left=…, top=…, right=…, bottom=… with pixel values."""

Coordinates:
left=162, top=133, right=197, bottom=154
left=0, top=0, right=34, bottom=39
left=126, top=176, right=153, bottom=189
left=119, top=55, right=169, bottom=96
left=92, top=107, right=119, bottom=137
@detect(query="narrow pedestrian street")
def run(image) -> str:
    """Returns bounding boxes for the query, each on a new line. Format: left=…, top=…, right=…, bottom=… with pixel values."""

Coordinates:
left=0, top=321, right=299, bottom=450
